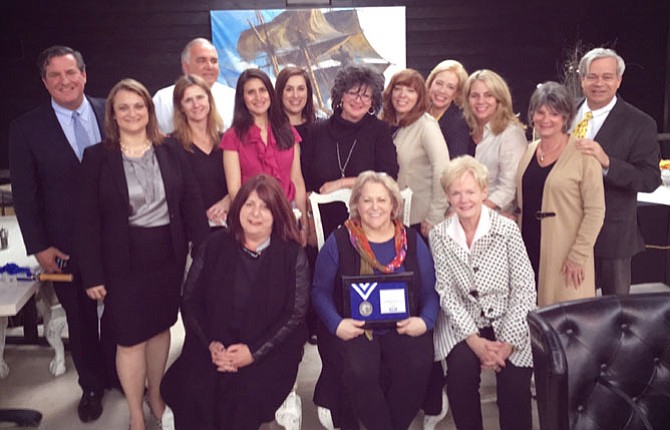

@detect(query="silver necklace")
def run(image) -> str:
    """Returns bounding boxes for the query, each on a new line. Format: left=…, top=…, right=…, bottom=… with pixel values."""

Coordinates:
left=336, top=139, right=358, bottom=178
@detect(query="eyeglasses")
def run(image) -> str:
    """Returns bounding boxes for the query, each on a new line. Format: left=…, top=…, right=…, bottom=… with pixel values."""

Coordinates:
left=345, top=90, right=372, bottom=102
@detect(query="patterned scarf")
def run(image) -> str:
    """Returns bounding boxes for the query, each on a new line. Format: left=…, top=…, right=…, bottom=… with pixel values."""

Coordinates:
left=344, top=218, right=407, bottom=274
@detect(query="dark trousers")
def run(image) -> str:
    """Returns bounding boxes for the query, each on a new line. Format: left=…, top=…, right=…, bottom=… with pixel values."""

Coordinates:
left=53, top=277, right=115, bottom=393
left=445, top=327, right=532, bottom=430
left=596, top=257, right=632, bottom=295
left=341, top=330, right=433, bottom=430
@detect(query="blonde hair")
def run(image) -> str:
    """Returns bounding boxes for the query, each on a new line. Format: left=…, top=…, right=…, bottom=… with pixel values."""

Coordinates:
left=172, top=74, right=223, bottom=151
left=426, top=60, right=468, bottom=109
left=349, top=171, right=403, bottom=222
left=440, top=155, right=489, bottom=192
left=462, top=69, right=523, bottom=136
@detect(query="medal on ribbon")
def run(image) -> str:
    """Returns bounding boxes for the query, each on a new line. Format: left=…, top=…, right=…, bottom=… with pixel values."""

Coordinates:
left=351, top=282, right=377, bottom=317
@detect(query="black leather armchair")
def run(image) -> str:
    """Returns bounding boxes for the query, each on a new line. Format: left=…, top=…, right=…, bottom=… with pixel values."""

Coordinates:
left=527, top=293, right=670, bottom=430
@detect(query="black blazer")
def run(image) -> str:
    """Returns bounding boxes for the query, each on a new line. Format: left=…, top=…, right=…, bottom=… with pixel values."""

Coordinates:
left=9, top=97, right=105, bottom=258
left=76, top=141, right=209, bottom=289
left=586, top=97, right=661, bottom=258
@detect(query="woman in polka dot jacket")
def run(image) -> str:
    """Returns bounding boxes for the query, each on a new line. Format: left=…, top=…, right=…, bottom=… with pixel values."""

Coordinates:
left=429, top=155, right=536, bottom=430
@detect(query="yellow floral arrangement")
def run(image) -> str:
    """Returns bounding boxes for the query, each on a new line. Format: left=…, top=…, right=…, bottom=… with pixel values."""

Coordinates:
left=660, top=160, right=670, bottom=170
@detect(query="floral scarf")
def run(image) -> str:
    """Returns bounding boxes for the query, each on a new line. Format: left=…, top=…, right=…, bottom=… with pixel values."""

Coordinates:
left=344, top=218, right=407, bottom=274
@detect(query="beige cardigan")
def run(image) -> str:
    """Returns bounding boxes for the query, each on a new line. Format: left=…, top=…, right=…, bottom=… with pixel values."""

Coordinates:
left=516, top=137, right=605, bottom=307
left=394, top=112, right=450, bottom=225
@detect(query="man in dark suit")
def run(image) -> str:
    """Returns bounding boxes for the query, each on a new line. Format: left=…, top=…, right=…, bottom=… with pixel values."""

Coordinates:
left=573, top=47, right=661, bottom=295
left=9, top=45, right=114, bottom=422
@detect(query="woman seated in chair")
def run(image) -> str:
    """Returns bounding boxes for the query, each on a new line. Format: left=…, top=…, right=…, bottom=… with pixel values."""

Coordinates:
left=429, top=156, right=536, bottom=430
left=312, top=171, right=439, bottom=430
left=161, top=174, right=309, bottom=430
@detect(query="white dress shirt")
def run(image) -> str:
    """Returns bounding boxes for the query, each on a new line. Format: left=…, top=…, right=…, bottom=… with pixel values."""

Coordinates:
left=153, top=81, right=235, bottom=134
left=571, top=95, right=618, bottom=140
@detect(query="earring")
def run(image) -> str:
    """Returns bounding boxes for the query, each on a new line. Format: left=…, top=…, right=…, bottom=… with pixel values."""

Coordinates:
left=368, top=107, right=375, bottom=115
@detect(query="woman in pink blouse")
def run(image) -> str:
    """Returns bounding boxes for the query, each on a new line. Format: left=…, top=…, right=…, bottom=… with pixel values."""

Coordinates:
left=221, top=68, right=307, bottom=242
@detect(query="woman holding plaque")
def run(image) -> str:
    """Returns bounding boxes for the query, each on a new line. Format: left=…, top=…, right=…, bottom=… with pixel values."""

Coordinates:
left=312, top=171, right=439, bottom=430
left=429, top=156, right=536, bottom=430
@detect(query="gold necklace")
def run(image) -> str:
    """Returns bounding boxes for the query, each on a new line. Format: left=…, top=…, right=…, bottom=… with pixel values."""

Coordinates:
left=120, top=141, right=152, bottom=157
left=537, top=137, right=567, bottom=163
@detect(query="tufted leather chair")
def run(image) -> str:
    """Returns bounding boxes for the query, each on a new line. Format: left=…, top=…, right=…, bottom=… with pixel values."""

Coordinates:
left=527, top=293, right=670, bottom=430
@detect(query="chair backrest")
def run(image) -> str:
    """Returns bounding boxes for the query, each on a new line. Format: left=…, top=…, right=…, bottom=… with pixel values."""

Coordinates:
left=527, top=293, right=670, bottom=430
left=309, top=189, right=352, bottom=250
left=309, top=187, right=413, bottom=250
left=399, top=188, right=412, bottom=227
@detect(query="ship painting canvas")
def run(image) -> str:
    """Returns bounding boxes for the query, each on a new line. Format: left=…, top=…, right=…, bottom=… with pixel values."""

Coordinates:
left=211, top=7, right=406, bottom=115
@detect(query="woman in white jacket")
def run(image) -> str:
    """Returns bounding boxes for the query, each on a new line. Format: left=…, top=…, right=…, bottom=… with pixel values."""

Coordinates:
left=430, top=155, right=536, bottom=430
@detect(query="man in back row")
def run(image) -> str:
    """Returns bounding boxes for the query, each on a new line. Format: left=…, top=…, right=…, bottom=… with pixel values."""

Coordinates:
left=573, top=47, right=661, bottom=296
left=153, top=37, right=235, bottom=134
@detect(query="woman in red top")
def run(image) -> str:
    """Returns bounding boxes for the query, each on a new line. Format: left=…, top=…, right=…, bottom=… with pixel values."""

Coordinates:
left=221, top=68, right=307, bottom=243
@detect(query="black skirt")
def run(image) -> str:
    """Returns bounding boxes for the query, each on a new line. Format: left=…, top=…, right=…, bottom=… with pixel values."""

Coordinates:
left=105, top=225, right=181, bottom=346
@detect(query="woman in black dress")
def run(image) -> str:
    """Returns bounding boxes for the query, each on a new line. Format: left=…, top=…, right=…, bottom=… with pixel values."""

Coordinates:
left=167, top=74, right=228, bottom=228
left=161, top=174, right=309, bottom=430
left=77, top=79, right=209, bottom=430
left=425, top=60, right=474, bottom=159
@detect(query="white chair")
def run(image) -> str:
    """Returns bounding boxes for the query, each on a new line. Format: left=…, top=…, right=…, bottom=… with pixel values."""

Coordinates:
left=309, top=187, right=413, bottom=251
left=399, top=187, right=413, bottom=227
left=309, top=188, right=352, bottom=250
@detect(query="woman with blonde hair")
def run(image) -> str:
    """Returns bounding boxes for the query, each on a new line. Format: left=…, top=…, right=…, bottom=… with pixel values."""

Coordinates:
left=382, top=69, right=450, bottom=239
left=462, top=69, right=527, bottom=214
left=167, top=75, right=228, bottom=227
left=312, top=171, right=438, bottom=430
left=431, top=155, right=536, bottom=430
left=426, top=60, right=473, bottom=158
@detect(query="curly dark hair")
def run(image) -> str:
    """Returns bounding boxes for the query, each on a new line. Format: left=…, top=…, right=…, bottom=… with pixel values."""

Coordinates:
left=330, top=64, right=385, bottom=113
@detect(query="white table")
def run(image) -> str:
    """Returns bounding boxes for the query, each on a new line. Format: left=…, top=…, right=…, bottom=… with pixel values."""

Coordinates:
left=638, top=185, right=670, bottom=206
left=0, top=216, right=66, bottom=378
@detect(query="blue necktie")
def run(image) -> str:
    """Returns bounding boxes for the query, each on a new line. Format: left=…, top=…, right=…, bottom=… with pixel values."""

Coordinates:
left=72, top=111, right=91, bottom=161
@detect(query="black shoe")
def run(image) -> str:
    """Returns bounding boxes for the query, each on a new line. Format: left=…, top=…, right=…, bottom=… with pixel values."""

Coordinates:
left=78, top=390, right=103, bottom=422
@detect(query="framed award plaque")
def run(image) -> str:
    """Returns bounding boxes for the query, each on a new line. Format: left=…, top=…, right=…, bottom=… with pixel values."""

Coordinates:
left=341, top=272, right=415, bottom=329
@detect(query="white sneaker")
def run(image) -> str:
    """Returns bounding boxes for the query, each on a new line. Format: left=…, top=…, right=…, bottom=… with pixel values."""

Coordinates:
left=423, top=390, right=449, bottom=430
left=159, top=405, right=175, bottom=430
left=317, top=406, right=336, bottom=430
left=275, top=391, right=302, bottom=430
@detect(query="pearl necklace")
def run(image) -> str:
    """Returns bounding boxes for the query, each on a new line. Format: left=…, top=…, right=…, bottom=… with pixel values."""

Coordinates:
left=120, top=141, right=152, bottom=157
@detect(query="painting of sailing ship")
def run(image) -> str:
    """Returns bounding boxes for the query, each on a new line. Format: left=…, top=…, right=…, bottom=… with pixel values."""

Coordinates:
left=211, top=7, right=405, bottom=114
